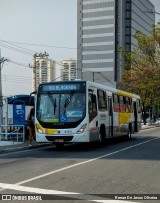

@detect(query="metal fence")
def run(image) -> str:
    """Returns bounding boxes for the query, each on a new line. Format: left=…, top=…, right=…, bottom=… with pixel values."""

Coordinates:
left=0, top=125, right=25, bottom=143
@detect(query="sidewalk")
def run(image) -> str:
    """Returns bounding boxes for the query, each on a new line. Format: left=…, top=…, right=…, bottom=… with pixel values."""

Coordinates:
left=0, top=140, right=51, bottom=154
left=0, top=123, right=157, bottom=154
left=141, top=122, right=156, bottom=130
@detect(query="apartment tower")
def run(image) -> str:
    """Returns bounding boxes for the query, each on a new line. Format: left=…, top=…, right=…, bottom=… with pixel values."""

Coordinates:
left=32, top=53, right=56, bottom=91
left=61, top=59, right=77, bottom=81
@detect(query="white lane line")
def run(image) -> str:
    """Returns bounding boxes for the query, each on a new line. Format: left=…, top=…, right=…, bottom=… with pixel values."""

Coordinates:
left=16, top=137, right=159, bottom=185
left=0, top=183, right=138, bottom=203
left=93, top=201, right=137, bottom=203
left=0, top=183, right=78, bottom=194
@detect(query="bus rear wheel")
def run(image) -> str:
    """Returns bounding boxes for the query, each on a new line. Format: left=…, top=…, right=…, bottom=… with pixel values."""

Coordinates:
left=99, top=125, right=106, bottom=143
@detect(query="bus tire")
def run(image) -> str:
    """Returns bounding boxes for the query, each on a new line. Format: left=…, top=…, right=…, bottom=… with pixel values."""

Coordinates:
left=99, top=125, right=106, bottom=143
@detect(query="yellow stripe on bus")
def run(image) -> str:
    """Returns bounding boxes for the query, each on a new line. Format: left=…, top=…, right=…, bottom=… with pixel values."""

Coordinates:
left=45, top=128, right=57, bottom=134
left=119, top=113, right=132, bottom=124
left=117, top=90, right=134, bottom=98
left=35, top=122, right=57, bottom=134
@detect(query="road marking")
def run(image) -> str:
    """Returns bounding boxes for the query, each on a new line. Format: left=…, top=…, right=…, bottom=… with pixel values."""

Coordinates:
left=0, top=183, right=79, bottom=194
left=0, top=183, right=139, bottom=203
left=1, top=138, right=156, bottom=202
left=15, top=137, right=159, bottom=185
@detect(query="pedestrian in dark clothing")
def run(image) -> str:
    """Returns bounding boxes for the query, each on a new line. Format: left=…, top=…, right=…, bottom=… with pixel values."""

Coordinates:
left=27, top=107, right=35, bottom=146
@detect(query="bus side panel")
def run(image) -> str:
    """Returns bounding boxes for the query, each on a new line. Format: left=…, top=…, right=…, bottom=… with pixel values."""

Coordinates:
left=87, top=86, right=99, bottom=142
left=88, top=116, right=99, bottom=142
left=106, top=96, right=113, bottom=138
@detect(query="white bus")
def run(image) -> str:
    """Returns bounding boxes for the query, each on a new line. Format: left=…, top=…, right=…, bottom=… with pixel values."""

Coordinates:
left=35, top=80, right=141, bottom=147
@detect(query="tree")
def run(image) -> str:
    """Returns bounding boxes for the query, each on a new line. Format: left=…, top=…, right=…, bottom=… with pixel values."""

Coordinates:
left=119, top=23, right=160, bottom=123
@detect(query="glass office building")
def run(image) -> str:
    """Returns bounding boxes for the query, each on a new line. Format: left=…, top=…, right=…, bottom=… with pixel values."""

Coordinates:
left=77, top=0, right=155, bottom=85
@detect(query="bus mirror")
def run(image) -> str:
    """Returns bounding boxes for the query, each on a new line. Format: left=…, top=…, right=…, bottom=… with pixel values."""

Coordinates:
left=30, top=91, right=37, bottom=96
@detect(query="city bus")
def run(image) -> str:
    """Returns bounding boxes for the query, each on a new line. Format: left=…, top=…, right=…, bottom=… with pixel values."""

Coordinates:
left=35, top=80, right=141, bottom=147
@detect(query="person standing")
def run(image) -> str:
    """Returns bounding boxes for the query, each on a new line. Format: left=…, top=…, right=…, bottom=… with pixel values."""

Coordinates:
left=27, top=107, right=35, bottom=146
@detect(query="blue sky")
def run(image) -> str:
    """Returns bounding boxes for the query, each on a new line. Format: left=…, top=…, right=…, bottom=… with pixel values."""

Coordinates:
left=0, top=0, right=160, bottom=96
left=0, top=0, right=77, bottom=96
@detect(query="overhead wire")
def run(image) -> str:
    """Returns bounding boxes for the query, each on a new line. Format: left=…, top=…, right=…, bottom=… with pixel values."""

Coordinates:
left=0, top=39, right=77, bottom=50
left=0, top=39, right=72, bottom=67
left=0, top=38, right=111, bottom=52
left=9, top=60, right=29, bottom=68
left=0, top=38, right=115, bottom=85
left=0, top=39, right=36, bottom=54
left=0, top=42, right=33, bottom=56
left=2, top=73, right=31, bottom=80
left=2, top=75, right=32, bottom=84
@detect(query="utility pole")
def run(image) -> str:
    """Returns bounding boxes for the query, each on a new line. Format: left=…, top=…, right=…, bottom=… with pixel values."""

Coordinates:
left=33, top=53, right=37, bottom=91
left=29, top=52, right=49, bottom=92
left=29, top=53, right=38, bottom=92
left=0, top=49, right=8, bottom=133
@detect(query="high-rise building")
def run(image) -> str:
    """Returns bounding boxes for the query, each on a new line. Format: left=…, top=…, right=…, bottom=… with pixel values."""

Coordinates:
left=32, top=53, right=56, bottom=91
left=61, top=59, right=77, bottom=81
left=77, top=0, right=155, bottom=85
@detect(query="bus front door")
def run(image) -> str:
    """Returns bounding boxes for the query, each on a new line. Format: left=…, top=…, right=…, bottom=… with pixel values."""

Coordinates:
left=133, top=101, right=138, bottom=132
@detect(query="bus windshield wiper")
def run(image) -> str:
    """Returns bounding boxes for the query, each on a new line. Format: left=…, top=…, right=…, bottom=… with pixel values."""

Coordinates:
left=53, top=98, right=57, bottom=115
left=63, top=92, right=74, bottom=114
left=48, top=93, right=57, bottom=115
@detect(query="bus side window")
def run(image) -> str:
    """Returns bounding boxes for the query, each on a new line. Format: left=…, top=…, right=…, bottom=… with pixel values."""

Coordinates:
left=137, top=99, right=142, bottom=113
left=130, top=98, right=133, bottom=112
left=120, top=96, right=126, bottom=112
left=97, top=89, right=107, bottom=111
left=126, top=97, right=130, bottom=113
left=88, top=93, right=97, bottom=122
left=113, top=94, right=120, bottom=112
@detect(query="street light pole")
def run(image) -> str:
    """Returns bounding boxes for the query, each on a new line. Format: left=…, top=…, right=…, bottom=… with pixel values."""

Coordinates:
left=143, top=10, right=160, bottom=16
left=142, top=9, right=160, bottom=23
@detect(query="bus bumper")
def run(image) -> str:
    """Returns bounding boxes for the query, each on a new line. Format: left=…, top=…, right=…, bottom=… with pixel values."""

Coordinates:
left=36, top=132, right=89, bottom=143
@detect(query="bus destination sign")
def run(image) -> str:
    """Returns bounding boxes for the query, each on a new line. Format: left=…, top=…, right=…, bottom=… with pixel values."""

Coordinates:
left=42, top=84, right=81, bottom=91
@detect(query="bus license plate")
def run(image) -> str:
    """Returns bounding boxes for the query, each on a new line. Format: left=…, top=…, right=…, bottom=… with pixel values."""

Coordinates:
left=55, top=139, right=64, bottom=143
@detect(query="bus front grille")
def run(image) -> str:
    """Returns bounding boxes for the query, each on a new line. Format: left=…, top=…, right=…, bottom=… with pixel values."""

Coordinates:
left=46, top=136, right=74, bottom=142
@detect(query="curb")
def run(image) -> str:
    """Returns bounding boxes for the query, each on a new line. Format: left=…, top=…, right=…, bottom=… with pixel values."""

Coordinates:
left=141, top=125, right=157, bottom=130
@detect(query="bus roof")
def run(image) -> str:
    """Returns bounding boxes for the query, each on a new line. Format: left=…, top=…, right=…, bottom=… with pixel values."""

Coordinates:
left=86, top=81, right=140, bottom=99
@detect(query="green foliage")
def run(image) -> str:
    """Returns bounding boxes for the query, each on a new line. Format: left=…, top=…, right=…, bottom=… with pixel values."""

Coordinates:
left=119, top=22, right=160, bottom=119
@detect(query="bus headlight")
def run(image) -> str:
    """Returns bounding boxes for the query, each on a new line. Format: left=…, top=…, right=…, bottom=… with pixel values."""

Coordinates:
left=77, top=124, right=87, bottom=134
left=35, top=124, right=43, bottom=133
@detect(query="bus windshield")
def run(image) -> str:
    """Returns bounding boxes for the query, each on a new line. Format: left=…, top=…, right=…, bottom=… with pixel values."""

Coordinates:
left=37, top=92, right=86, bottom=126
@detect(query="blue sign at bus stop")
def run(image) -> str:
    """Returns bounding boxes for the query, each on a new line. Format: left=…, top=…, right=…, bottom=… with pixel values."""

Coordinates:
left=13, top=104, right=25, bottom=125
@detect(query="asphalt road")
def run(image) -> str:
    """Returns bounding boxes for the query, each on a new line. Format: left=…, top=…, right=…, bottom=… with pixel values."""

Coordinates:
left=0, top=128, right=160, bottom=203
